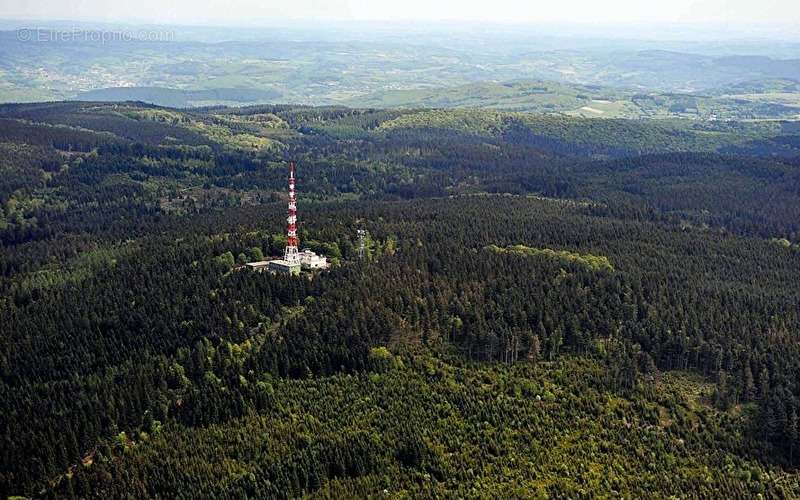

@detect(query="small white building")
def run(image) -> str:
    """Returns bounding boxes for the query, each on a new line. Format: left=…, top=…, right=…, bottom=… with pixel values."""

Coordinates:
left=243, top=251, right=327, bottom=275
left=268, top=259, right=302, bottom=275
left=298, top=249, right=329, bottom=270
left=244, top=259, right=302, bottom=275
left=244, top=261, right=272, bottom=271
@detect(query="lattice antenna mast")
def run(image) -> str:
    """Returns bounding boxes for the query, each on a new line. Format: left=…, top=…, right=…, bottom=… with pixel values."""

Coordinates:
left=284, top=162, right=299, bottom=263
left=357, top=229, right=366, bottom=260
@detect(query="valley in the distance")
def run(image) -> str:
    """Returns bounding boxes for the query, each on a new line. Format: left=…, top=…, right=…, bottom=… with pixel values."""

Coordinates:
left=3, top=23, right=800, bottom=120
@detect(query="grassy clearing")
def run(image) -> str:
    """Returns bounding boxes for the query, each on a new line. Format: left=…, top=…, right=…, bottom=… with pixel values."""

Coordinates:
left=485, top=244, right=614, bottom=272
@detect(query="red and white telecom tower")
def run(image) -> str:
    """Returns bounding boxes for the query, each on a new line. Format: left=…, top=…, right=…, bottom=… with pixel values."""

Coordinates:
left=284, top=162, right=299, bottom=263
left=268, top=161, right=328, bottom=274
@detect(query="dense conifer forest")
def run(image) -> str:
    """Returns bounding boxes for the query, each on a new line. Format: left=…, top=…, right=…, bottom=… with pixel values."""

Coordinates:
left=1, top=101, right=800, bottom=497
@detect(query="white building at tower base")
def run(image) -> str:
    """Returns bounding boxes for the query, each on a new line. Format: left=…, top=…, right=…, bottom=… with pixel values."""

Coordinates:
left=298, top=249, right=329, bottom=270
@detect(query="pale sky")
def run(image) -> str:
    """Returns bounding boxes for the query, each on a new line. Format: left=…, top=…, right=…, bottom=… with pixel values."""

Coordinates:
left=2, top=0, right=800, bottom=26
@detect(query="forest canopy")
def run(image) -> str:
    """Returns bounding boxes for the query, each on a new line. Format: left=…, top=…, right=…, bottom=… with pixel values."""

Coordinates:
left=0, top=102, right=799, bottom=498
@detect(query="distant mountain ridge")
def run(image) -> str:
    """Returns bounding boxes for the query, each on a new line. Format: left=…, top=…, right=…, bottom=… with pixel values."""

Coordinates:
left=346, top=79, right=800, bottom=120
left=67, top=79, right=800, bottom=121
left=74, top=87, right=282, bottom=108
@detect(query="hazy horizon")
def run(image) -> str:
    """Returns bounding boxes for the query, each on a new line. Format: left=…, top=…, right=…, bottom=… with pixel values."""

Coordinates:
left=2, top=0, right=800, bottom=39
left=1, top=18, right=799, bottom=45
